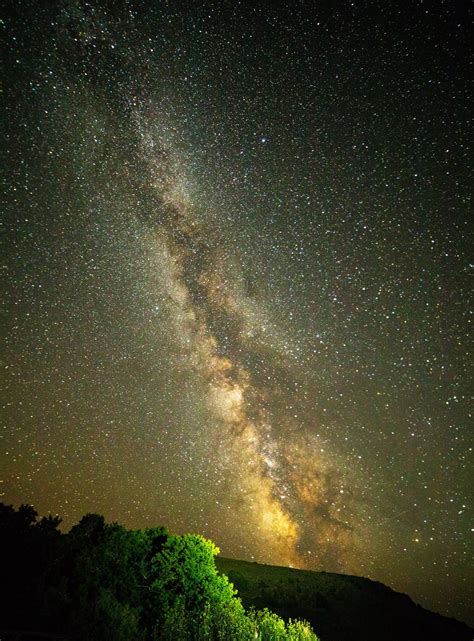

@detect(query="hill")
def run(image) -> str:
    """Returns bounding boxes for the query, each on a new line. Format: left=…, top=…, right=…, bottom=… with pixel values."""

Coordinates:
left=215, top=557, right=473, bottom=641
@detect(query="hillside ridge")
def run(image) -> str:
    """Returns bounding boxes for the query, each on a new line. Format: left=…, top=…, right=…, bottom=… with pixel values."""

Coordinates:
left=215, top=557, right=473, bottom=641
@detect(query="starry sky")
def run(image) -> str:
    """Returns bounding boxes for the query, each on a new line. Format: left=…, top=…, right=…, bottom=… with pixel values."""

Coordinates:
left=2, top=0, right=472, bottom=626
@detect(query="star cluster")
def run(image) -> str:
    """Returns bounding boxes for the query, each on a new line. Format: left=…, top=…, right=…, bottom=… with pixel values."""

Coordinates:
left=2, top=0, right=472, bottom=625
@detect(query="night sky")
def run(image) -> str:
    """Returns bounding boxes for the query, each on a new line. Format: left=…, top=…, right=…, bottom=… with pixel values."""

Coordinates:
left=2, top=0, right=472, bottom=626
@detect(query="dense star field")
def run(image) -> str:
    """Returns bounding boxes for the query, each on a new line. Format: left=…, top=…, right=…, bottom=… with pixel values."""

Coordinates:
left=2, top=0, right=472, bottom=626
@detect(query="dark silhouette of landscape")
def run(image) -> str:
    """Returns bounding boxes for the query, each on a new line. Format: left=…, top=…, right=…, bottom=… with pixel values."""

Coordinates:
left=1, top=503, right=471, bottom=640
left=215, top=557, right=473, bottom=641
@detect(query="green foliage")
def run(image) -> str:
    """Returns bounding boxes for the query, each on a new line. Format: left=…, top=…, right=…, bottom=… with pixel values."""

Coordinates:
left=158, top=596, right=188, bottom=640
left=0, top=502, right=319, bottom=640
left=83, top=588, right=145, bottom=641
left=150, top=534, right=236, bottom=611
left=286, top=618, right=319, bottom=640
left=250, top=607, right=288, bottom=639
left=207, top=598, right=256, bottom=640
left=148, top=533, right=250, bottom=639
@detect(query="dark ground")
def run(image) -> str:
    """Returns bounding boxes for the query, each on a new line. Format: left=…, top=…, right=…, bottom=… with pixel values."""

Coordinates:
left=216, top=557, right=473, bottom=641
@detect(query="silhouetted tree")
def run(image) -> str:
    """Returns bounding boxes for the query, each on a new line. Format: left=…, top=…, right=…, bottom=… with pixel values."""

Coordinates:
left=0, top=502, right=62, bottom=630
left=0, top=503, right=319, bottom=640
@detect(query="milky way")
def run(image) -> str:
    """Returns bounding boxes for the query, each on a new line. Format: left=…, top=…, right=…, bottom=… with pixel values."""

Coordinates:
left=2, top=0, right=472, bottom=625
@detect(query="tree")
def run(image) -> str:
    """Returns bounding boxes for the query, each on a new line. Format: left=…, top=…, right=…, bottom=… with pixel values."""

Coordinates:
left=0, top=504, right=320, bottom=640
left=148, top=534, right=238, bottom=636
left=0, top=503, right=62, bottom=630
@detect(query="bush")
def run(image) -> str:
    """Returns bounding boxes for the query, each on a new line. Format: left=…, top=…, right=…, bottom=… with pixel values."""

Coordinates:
left=0, top=503, right=320, bottom=640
